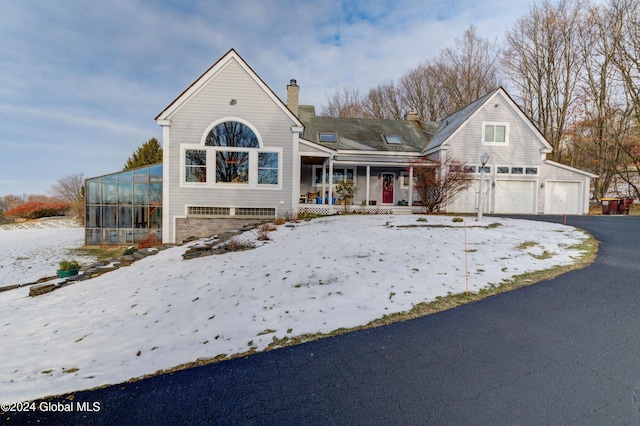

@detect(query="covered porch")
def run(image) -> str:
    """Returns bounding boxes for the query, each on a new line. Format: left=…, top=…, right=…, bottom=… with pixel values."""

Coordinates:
left=297, top=141, right=435, bottom=215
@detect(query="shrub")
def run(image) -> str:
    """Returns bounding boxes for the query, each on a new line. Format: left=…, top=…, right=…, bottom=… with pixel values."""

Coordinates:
left=122, top=246, right=138, bottom=256
left=224, top=236, right=255, bottom=252
left=138, top=234, right=162, bottom=249
left=59, top=260, right=81, bottom=271
left=256, top=223, right=277, bottom=241
left=285, top=211, right=299, bottom=222
left=5, top=201, right=71, bottom=219
left=273, top=218, right=286, bottom=225
left=335, top=179, right=357, bottom=201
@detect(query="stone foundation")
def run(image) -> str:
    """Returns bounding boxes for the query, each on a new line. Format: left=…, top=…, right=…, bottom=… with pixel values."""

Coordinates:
left=175, top=217, right=267, bottom=243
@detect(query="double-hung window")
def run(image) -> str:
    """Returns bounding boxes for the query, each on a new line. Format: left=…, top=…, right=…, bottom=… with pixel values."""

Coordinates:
left=258, top=152, right=279, bottom=185
left=185, top=150, right=207, bottom=183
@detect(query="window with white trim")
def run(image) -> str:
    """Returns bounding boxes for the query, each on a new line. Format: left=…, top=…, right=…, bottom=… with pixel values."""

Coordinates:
left=182, top=120, right=281, bottom=188
left=482, top=122, right=509, bottom=145
left=313, top=166, right=354, bottom=187
left=399, top=172, right=410, bottom=188
left=258, top=152, right=279, bottom=184
left=185, top=150, right=207, bottom=183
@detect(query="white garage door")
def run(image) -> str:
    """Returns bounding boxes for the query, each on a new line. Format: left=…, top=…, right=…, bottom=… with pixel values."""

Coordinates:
left=494, top=180, right=536, bottom=214
left=544, top=181, right=581, bottom=214
left=446, top=179, right=488, bottom=213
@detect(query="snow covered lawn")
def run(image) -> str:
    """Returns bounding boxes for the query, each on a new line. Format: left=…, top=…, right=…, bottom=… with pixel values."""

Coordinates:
left=0, top=215, right=591, bottom=402
left=0, top=219, right=93, bottom=287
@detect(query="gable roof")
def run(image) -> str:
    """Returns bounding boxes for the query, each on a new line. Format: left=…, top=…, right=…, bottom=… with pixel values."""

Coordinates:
left=423, top=88, right=500, bottom=153
left=423, top=87, right=553, bottom=154
left=301, top=116, right=439, bottom=153
left=155, top=49, right=302, bottom=126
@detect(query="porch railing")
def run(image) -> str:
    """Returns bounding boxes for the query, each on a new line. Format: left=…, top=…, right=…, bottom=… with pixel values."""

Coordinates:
left=297, top=204, right=426, bottom=215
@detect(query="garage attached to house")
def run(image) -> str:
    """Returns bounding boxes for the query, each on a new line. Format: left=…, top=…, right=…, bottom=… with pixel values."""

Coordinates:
left=446, top=179, right=489, bottom=214
left=544, top=181, right=582, bottom=215
left=493, top=180, right=537, bottom=214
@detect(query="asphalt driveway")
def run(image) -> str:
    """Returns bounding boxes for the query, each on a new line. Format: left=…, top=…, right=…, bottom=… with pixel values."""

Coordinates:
left=3, top=215, right=640, bottom=425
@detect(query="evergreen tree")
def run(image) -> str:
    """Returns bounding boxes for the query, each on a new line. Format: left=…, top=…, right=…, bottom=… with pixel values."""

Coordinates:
left=124, top=138, right=163, bottom=170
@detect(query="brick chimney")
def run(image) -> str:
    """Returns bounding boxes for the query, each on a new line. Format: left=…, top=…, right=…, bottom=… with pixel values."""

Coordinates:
left=287, top=79, right=299, bottom=117
left=405, top=109, right=419, bottom=121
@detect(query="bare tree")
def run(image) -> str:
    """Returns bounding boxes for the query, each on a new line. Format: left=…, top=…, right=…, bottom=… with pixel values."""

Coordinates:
left=49, top=172, right=84, bottom=203
left=503, top=0, right=585, bottom=162
left=566, top=4, right=631, bottom=199
left=50, top=172, right=85, bottom=224
left=600, top=0, right=640, bottom=199
left=610, top=0, right=640, bottom=122
left=322, top=26, right=501, bottom=121
left=437, top=25, right=503, bottom=114
left=411, top=157, right=473, bottom=213
left=362, top=81, right=405, bottom=119
left=399, top=61, right=442, bottom=121
left=320, top=86, right=365, bottom=117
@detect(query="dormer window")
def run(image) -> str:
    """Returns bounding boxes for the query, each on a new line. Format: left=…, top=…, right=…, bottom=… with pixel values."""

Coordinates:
left=384, top=135, right=403, bottom=144
left=319, top=132, right=337, bottom=142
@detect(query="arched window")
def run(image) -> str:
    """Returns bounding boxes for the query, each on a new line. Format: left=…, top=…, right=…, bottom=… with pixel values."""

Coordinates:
left=205, top=121, right=259, bottom=148
left=183, top=120, right=280, bottom=187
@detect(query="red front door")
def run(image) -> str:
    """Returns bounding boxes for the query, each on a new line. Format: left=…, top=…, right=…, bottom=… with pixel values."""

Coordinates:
left=382, top=173, right=394, bottom=204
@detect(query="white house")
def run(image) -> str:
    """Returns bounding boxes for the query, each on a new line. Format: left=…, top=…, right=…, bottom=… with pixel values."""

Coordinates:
left=146, top=49, right=595, bottom=244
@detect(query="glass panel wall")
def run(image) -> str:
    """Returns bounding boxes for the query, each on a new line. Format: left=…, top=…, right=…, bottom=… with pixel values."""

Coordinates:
left=85, top=163, right=162, bottom=245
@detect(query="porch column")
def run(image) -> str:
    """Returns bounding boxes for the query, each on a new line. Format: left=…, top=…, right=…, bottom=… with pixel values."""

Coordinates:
left=366, top=166, right=370, bottom=205
left=321, top=161, right=327, bottom=207
left=408, top=166, right=414, bottom=207
left=328, top=156, right=334, bottom=214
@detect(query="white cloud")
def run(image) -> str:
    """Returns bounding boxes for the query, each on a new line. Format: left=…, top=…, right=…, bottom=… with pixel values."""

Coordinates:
left=0, top=0, right=533, bottom=195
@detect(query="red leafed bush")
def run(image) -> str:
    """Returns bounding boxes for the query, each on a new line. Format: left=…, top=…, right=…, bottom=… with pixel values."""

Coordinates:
left=4, top=201, right=71, bottom=219
left=138, top=234, right=162, bottom=249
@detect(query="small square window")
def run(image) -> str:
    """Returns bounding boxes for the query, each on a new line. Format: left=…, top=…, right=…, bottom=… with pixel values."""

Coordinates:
left=479, top=166, right=491, bottom=173
left=384, top=135, right=403, bottom=144
left=526, top=167, right=538, bottom=175
left=497, top=166, right=509, bottom=174
left=483, top=122, right=508, bottom=144
left=464, top=165, right=477, bottom=173
left=511, top=167, right=523, bottom=174
left=319, top=132, right=337, bottom=142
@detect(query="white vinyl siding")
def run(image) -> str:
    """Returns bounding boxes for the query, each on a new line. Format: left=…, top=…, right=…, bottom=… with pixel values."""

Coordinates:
left=163, top=58, right=297, bottom=242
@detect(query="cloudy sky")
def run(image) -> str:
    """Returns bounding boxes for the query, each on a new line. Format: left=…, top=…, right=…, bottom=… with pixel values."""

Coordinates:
left=1, top=0, right=532, bottom=196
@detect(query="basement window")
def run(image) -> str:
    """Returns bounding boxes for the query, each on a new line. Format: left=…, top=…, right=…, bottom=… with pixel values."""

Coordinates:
left=319, top=132, right=337, bottom=142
